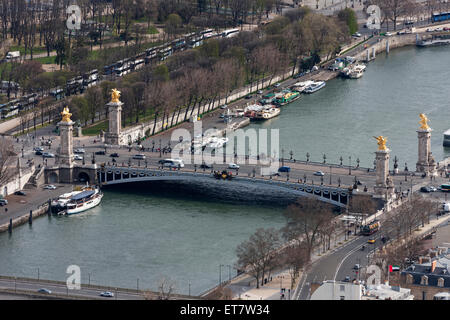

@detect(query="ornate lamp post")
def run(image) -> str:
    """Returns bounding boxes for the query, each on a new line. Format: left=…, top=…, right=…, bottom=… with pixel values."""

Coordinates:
left=290, top=150, right=293, bottom=160
left=303, top=174, right=307, bottom=182
left=329, top=166, right=332, bottom=185
left=323, top=154, right=327, bottom=164
left=356, top=158, right=360, bottom=168
left=340, top=156, right=343, bottom=166
left=159, top=139, right=162, bottom=158
left=306, top=152, right=310, bottom=162
left=281, top=148, right=285, bottom=166
left=338, top=177, right=341, bottom=187
left=349, top=156, right=352, bottom=175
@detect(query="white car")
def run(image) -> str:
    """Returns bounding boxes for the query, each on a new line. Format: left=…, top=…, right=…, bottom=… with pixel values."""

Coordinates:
left=74, top=148, right=85, bottom=154
left=426, top=28, right=434, bottom=32
left=313, top=171, right=325, bottom=176
left=228, top=163, right=240, bottom=169
left=220, top=104, right=228, bottom=109
left=44, top=185, right=56, bottom=190
left=353, top=264, right=360, bottom=270
left=100, top=291, right=114, bottom=297
left=74, top=155, right=83, bottom=160
left=434, top=27, right=443, bottom=32
left=257, top=90, right=263, bottom=94
left=273, top=83, right=281, bottom=87
left=385, top=32, right=394, bottom=37
left=352, top=32, right=362, bottom=37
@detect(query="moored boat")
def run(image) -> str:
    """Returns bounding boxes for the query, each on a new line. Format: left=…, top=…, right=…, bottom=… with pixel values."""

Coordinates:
left=66, top=187, right=103, bottom=215
left=304, top=81, right=326, bottom=93
left=253, top=107, right=281, bottom=121
left=273, top=91, right=301, bottom=106
left=291, top=80, right=315, bottom=93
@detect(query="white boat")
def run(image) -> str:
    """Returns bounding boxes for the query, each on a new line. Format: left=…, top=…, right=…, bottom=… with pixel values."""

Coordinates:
left=66, top=188, right=103, bottom=215
left=254, top=107, right=281, bottom=120
left=349, top=68, right=364, bottom=79
left=304, top=81, right=326, bottom=93
left=292, top=80, right=315, bottom=93
left=51, top=191, right=82, bottom=214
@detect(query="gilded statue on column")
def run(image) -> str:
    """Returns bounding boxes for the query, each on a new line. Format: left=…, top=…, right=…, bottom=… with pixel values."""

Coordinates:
left=419, top=113, right=430, bottom=130
left=111, top=88, right=121, bottom=103
left=61, top=106, right=72, bottom=122
left=374, top=136, right=387, bottom=151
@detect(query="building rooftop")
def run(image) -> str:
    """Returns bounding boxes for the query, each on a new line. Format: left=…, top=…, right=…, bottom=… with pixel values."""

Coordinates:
left=363, top=283, right=414, bottom=300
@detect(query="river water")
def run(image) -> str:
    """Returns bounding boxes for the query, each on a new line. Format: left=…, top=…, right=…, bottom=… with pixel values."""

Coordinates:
left=0, top=45, right=449, bottom=296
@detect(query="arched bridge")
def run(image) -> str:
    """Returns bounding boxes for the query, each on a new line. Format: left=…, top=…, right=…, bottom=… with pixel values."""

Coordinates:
left=98, top=166, right=350, bottom=207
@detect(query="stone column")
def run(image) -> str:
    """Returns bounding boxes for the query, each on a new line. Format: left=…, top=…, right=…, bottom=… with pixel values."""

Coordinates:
left=58, top=120, right=74, bottom=167
left=416, top=114, right=437, bottom=176
left=105, top=101, right=123, bottom=145
left=374, top=149, right=395, bottom=198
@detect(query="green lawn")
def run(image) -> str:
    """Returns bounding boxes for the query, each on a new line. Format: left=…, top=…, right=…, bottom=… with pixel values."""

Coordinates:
left=9, top=45, right=47, bottom=56
left=35, top=55, right=57, bottom=64
left=82, top=120, right=108, bottom=136
left=147, top=25, right=159, bottom=35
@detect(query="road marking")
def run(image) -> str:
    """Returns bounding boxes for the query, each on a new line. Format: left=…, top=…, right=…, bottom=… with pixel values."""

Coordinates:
left=333, top=243, right=365, bottom=281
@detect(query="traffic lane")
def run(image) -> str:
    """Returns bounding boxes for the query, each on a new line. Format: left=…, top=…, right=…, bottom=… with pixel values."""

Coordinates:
left=93, top=156, right=368, bottom=188
left=297, top=235, right=365, bottom=299
left=0, top=279, right=144, bottom=300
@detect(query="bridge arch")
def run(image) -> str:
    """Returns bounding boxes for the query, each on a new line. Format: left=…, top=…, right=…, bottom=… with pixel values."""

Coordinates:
left=78, top=172, right=90, bottom=183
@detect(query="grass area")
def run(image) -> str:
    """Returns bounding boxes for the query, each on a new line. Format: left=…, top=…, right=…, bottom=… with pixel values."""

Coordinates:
left=147, top=25, right=159, bottom=35
left=82, top=120, right=108, bottom=136
left=9, top=45, right=47, bottom=56
left=35, top=55, right=57, bottom=64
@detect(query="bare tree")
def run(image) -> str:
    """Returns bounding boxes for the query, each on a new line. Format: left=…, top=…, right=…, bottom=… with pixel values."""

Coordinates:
left=0, top=136, right=16, bottom=187
left=235, top=227, right=280, bottom=289
left=282, top=197, right=335, bottom=260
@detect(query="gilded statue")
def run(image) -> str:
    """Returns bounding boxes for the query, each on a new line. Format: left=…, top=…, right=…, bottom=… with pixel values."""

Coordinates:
left=374, top=136, right=387, bottom=151
left=111, top=88, right=121, bottom=103
left=419, top=113, right=430, bottom=130
left=61, top=106, right=72, bottom=122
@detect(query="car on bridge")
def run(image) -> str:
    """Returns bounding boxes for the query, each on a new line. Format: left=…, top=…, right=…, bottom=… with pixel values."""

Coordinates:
left=420, top=186, right=433, bottom=193
left=95, top=150, right=106, bottom=155
left=278, top=166, right=290, bottom=173
left=100, top=291, right=114, bottom=297
left=74, top=155, right=83, bottom=161
left=37, top=288, right=52, bottom=294
left=110, top=153, right=119, bottom=158
left=133, top=154, right=146, bottom=160
left=313, top=171, right=325, bottom=176
left=35, top=150, right=43, bottom=156
left=34, top=147, right=44, bottom=152
left=228, top=163, right=240, bottom=169
left=74, top=148, right=85, bottom=154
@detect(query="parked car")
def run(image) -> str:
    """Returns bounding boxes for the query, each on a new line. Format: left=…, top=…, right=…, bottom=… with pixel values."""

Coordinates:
left=14, top=191, right=26, bottom=196
left=38, top=288, right=52, bottom=294
left=434, top=27, right=443, bottom=32
left=278, top=166, right=291, bottom=173
left=34, top=147, right=44, bottom=152
left=0, top=199, right=8, bottom=206
left=343, top=276, right=350, bottom=282
left=100, top=291, right=114, bottom=297
left=429, top=186, right=438, bottom=192
left=420, top=186, right=432, bottom=193
left=73, top=155, right=83, bottom=160
left=132, top=154, right=146, bottom=160
left=385, top=32, right=394, bottom=37
left=42, top=152, right=55, bottom=158
left=200, top=163, right=211, bottom=169
left=245, top=95, right=253, bottom=99
left=220, top=104, right=228, bottom=109
left=273, top=83, right=281, bottom=88
left=352, top=32, right=362, bottom=37
left=110, top=153, right=119, bottom=158
left=257, top=90, right=263, bottom=94
left=228, top=163, right=240, bottom=169
left=95, top=150, right=106, bottom=155
left=426, top=28, right=434, bottom=32
left=313, top=171, right=325, bottom=176
left=74, top=148, right=85, bottom=154
left=44, top=185, right=56, bottom=190
left=35, top=150, right=43, bottom=156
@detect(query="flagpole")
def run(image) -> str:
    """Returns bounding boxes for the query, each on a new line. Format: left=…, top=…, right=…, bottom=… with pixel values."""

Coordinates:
left=387, top=265, right=390, bottom=285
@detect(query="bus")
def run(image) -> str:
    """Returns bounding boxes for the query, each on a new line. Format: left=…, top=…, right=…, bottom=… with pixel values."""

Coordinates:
left=361, top=220, right=380, bottom=236
left=221, top=28, right=239, bottom=38
left=432, top=12, right=450, bottom=23
left=159, top=159, right=185, bottom=168
left=440, top=184, right=450, bottom=192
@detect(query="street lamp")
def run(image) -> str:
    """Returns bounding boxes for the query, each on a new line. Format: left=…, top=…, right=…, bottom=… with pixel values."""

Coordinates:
left=356, top=158, right=360, bottom=168
left=340, top=156, right=343, bottom=166
left=159, top=139, right=162, bottom=158
left=290, top=150, right=293, bottom=160
left=323, top=154, right=326, bottom=164
left=329, top=166, right=332, bottom=185
left=349, top=156, right=352, bottom=175
left=281, top=149, right=285, bottom=166
left=306, top=152, right=310, bottom=162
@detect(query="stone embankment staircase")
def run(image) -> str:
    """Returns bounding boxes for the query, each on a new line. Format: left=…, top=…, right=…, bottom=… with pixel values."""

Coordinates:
left=24, top=165, right=45, bottom=189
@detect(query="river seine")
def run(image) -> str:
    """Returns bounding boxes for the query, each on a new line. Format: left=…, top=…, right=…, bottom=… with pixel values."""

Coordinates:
left=0, top=45, right=449, bottom=296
